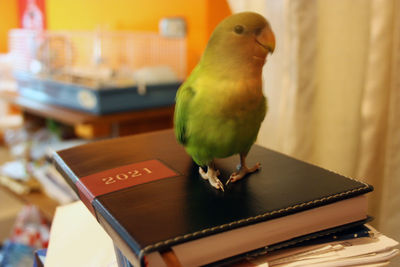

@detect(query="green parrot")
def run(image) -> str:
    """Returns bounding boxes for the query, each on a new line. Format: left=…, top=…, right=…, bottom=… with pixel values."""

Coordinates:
left=174, top=12, right=275, bottom=191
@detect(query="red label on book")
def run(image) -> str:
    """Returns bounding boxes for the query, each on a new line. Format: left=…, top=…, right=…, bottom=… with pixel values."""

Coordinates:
left=75, top=160, right=178, bottom=214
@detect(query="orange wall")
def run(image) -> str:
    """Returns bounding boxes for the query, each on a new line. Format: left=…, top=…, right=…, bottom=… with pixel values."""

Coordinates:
left=0, top=1, right=18, bottom=52
left=206, top=0, right=231, bottom=39
left=45, top=0, right=231, bottom=73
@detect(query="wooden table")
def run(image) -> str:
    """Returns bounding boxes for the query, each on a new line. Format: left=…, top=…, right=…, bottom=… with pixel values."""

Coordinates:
left=0, top=90, right=174, bottom=139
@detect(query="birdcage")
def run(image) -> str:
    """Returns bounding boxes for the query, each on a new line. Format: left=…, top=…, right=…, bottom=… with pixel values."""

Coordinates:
left=9, top=29, right=186, bottom=114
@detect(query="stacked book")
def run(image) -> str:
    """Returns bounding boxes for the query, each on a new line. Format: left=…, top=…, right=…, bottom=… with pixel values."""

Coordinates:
left=52, top=130, right=399, bottom=266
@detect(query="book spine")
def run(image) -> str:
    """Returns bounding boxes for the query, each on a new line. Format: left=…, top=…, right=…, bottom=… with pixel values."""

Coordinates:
left=52, top=153, right=80, bottom=195
left=53, top=152, right=97, bottom=215
left=93, top=201, right=143, bottom=267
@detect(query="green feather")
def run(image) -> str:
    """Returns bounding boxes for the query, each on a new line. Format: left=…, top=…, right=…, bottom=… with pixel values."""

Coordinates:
left=174, top=65, right=200, bottom=145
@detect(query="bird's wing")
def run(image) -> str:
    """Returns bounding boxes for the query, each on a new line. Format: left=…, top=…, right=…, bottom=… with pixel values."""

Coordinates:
left=174, top=81, right=196, bottom=145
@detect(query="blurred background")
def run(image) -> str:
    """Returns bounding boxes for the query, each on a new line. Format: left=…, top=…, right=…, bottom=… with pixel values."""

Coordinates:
left=0, top=0, right=399, bottom=266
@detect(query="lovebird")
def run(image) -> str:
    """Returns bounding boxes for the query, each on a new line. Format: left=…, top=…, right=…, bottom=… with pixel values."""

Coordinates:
left=174, top=12, right=275, bottom=191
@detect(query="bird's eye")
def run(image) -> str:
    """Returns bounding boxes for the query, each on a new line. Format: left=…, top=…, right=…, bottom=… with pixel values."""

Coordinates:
left=234, top=25, right=244, bottom=34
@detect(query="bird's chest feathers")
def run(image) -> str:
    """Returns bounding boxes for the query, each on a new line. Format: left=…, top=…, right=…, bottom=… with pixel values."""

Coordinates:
left=230, top=78, right=262, bottom=103
left=197, top=75, right=264, bottom=118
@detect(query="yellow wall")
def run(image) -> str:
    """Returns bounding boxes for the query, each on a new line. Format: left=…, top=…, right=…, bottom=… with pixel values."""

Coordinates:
left=0, top=1, right=18, bottom=52
left=46, top=0, right=231, bottom=72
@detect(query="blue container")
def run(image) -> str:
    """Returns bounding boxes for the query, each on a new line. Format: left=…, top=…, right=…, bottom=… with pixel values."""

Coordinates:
left=15, top=72, right=180, bottom=115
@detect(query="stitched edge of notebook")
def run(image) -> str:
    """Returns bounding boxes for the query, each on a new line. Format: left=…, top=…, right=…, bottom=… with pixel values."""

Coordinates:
left=141, top=180, right=371, bottom=254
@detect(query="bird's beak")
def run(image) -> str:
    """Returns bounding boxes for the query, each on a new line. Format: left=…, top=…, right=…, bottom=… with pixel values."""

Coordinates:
left=256, top=26, right=276, bottom=54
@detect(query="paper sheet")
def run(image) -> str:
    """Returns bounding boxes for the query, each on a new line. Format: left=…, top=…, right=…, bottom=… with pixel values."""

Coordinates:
left=250, top=225, right=399, bottom=267
left=45, top=201, right=117, bottom=267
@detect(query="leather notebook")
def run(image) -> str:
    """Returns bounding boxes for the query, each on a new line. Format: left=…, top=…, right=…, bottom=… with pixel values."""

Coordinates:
left=52, top=129, right=373, bottom=267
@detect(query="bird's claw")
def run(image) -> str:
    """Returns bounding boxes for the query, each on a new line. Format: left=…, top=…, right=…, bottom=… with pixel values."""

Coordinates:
left=226, top=162, right=261, bottom=185
left=199, top=167, right=207, bottom=179
left=213, top=178, right=225, bottom=192
left=199, top=167, right=224, bottom=192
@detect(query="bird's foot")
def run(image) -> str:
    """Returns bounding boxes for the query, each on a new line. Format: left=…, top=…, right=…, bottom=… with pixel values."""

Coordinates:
left=199, top=167, right=224, bottom=192
left=226, top=163, right=261, bottom=185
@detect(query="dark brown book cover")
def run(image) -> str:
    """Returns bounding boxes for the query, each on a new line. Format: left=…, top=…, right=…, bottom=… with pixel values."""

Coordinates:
left=52, top=129, right=373, bottom=266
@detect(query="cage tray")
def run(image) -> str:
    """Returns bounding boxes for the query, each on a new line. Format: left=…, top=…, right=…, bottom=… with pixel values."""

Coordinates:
left=15, top=72, right=180, bottom=115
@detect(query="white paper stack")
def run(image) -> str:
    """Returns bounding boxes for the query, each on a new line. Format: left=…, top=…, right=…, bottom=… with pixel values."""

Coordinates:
left=247, top=225, right=399, bottom=267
